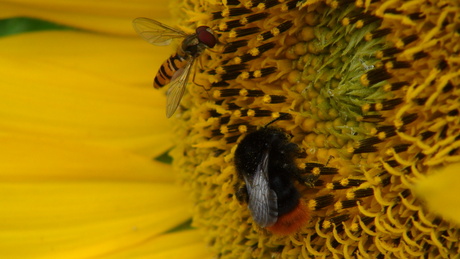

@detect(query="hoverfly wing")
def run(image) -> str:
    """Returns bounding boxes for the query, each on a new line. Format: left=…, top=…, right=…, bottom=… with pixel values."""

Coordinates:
left=243, top=150, right=278, bottom=228
left=132, top=17, right=188, bottom=46
left=165, top=58, right=194, bottom=118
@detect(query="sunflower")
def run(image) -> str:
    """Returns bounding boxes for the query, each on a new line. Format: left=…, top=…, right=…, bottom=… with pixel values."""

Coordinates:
left=0, top=2, right=212, bottom=258
left=168, top=0, right=460, bottom=258
left=1, top=0, right=459, bottom=258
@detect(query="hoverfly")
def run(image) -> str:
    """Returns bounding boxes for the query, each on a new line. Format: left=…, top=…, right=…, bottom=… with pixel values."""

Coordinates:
left=132, top=17, right=217, bottom=118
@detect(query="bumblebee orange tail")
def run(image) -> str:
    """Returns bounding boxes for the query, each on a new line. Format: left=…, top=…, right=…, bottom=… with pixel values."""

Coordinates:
left=266, top=200, right=309, bottom=235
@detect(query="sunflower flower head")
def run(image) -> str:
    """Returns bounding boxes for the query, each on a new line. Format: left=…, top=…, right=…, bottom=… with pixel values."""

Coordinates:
left=169, top=0, right=460, bottom=257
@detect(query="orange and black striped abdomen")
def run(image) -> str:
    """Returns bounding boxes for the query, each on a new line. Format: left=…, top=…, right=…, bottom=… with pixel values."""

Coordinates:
left=153, top=53, right=188, bottom=89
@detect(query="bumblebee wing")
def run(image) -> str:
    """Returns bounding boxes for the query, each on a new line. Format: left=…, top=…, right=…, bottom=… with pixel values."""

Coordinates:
left=165, top=58, right=194, bottom=118
left=243, top=151, right=278, bottom=228
left=132, top=17, right=187, bottom=46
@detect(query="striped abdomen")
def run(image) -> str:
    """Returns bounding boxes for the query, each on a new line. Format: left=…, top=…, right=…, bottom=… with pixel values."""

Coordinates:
left=153, top=53, right=188, bottom=89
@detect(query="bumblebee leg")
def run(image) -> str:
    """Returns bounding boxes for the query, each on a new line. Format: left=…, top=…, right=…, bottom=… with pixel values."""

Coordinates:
left=234, top=182, right=248, bottom=203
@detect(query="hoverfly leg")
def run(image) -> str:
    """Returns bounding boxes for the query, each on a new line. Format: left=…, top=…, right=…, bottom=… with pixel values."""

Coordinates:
left=234, top=183, right=249, bottom=203
left=191, top=67, right=211, bottom=99
left=191, top=56, right=212, bottom=98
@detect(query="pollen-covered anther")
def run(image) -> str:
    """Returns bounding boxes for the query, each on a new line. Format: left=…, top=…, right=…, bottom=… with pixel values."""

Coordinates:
left=239, top=72, right=249, bottom=79
left=238, top=125, right=248, bottom=133
left=280, top=0, right=297, bottom=12
left=238, top=89, right=248, bottom=97
left=365, top=28, right=392, bottom=41
left=358, top=114, right=384, bottom=123
left=412, top=51, right=428, bottom=60
left=392, top=144, right=410, bottom=154
left=362, top=104, right=371, bottom=112
left=352, top=143, right=378, bottom=154
left=370, top=103, right=386, bottom=112
left=342, top=178, right=365, bottom=187
left=395, top=35, right=418, bottom=48
left=223, top=40, right=248, bottom=54
left=271, top=27, right=280, bottom=37
left=348, top=188, right=374, bottom=199
left=253, top=70, right=263, bottom=78
left=328, top=178, right=366, bottom=190
left=320, top=166, right=339, bottom=175
left=228, top=30, right=237, bottom=38
left=354, top=0, right=364, bottom=7
left=377, top=131, right=387, bottom=140
left=342, top=17, right=350, bottom=26
left=221, top=8, right=230, bottom=18
left=218, top=22, right=228, bottom=31
left=247, top=109, right=256, bottom=117
left=219, top=125, right=229, bottom=134
left=224, top=123, right=253, bottom=134
left=245, top=90, right=265, bottom=97
left=394, top=113, right=418, bottom=129
left=360, top=67, right=392, bottom=87
left=215, top=64, right=247, bottom=75
left=383, top=81, right=408, bottom=92
left=355, top=20, right=364, bottom=28
left=335, top=200, right=359, bottom=210
left=228, top=7, right=252, bottom=17
left=233, top=110, right=243, bottom=118
left=329, top=1, right=338, bottom=9
left=213, top=89, right=240, bottom=98
left=215, top=66, right=225, bottom=75
left=233, top=57, right=242, bottom=64
left=225, top=134, right=240, bottom=144
left=311, top=167, right=321, bottom=176
left=376, top=47, right=402, bottom=59
left=384, top=60, right=411, bottom=70
left=330, top=214, right=351, bottom=226
left=263, top=95, right=287, bottom=104
left=243, top=0, right=253, bottom=9
left=249, top=47, right=260, bottom=56
left=366, top=98, right=403, bottom=112
left=271, top=111, right=282, bottom=120
left=322, top=220, right=332, bottom=229
left=231, top=27, right=261, bottom=38
left=309, top=194, right=335, bottom=211
left=256, top=3, right=266, bottom=10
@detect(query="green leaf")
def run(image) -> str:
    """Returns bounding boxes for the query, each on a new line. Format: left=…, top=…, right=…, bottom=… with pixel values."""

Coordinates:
left=0, top=17, right=74, bottom=37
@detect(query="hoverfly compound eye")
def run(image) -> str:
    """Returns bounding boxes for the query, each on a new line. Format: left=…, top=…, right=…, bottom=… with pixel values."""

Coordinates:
left=196, top=26, right=217, bottom=48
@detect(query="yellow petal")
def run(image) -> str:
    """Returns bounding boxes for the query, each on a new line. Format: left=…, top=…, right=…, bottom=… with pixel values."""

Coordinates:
left=0, top=31, right=173, bottom=158
left=413, top=163, right=460, bottom=225
left=0, top=181, right=192, bottom=258
left=110, top=230, right=213, bottom=259
left=0, top=1, right=174, bottom=36
left=0, top=132, right=175, bottom=182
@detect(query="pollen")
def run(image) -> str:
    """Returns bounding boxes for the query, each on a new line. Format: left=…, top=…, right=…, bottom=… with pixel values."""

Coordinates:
left=170, top=0, right=460, bottom=258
